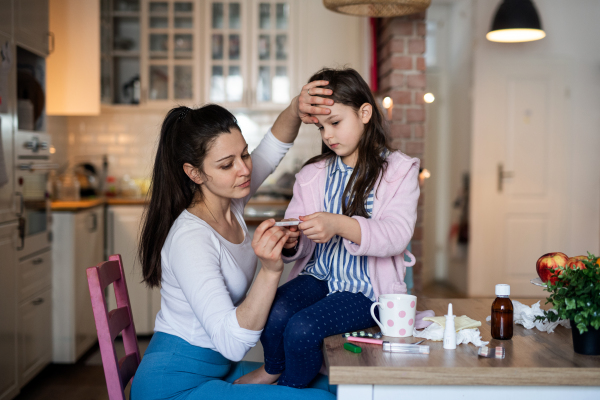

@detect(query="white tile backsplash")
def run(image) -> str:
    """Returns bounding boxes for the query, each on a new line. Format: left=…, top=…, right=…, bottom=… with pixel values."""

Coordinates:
left=48, top=106, right=323, bottom=188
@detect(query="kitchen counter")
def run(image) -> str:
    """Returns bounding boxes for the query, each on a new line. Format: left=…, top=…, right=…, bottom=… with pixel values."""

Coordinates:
left=325, top=298, right=600, bottom=400
left=51, top=197, right=290, bottom=224
left=50, top=198, right=105, bottom=211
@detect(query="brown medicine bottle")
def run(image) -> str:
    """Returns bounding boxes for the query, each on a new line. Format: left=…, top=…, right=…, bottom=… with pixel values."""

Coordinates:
left=491, top=284, right=513, bottom=340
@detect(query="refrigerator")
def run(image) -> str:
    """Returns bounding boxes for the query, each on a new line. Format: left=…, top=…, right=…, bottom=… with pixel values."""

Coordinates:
left=0, top=29, right=19, bottom=400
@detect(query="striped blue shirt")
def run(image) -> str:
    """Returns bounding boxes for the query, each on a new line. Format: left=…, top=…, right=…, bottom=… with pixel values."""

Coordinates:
left=300, top=156, right=376, bottom=301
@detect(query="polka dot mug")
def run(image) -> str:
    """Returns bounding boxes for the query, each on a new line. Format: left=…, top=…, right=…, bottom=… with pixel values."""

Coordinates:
left=370, top=294, right=417, bottom=337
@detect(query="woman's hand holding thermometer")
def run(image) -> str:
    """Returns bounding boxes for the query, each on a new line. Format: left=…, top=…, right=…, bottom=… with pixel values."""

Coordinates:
left=276, top=219, right=301, bottom=249
left=274, top=220, right=301, bottom=227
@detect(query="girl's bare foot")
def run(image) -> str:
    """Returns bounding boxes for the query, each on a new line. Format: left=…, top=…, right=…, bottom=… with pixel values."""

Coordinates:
left=233, top=365, right=281, bottom=385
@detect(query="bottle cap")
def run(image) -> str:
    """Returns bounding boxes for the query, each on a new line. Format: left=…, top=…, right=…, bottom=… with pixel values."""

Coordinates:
left=495, top=284, right=510, bottom=296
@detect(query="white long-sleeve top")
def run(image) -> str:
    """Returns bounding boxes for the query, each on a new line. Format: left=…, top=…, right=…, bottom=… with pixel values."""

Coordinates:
left=154, top=129, right=292, bottom=362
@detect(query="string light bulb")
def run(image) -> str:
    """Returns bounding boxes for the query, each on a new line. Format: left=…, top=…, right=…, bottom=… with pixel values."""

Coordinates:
left=424, top=93, right=435, bottom=103
left=382, top=97, right=393, bottom=120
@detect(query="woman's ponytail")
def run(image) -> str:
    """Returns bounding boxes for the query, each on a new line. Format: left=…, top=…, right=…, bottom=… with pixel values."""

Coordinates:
left=139, top=105, right=240, bottom=287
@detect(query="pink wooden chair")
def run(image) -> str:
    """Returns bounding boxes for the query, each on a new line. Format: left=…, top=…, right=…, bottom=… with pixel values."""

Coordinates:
left=87, top=254, right=141, bottom=400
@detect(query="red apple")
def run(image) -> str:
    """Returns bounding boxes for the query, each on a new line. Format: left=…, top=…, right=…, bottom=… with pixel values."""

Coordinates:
left=536, top=252, right=568, bottom=283
left=567, top=256, right=587, bottom=270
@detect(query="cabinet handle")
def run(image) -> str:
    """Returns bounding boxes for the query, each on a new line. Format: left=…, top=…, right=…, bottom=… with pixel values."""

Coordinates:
left=109, top=211, right=114, bottom=254
left=17, top=216, right=25, bottom=251
left=15, top=192, right=24, bottom=216
left=89, top=212, right=98, bottom=233
left=32, top=258, right=43, bottom=265
left=32, top=298, right=44, bottom=306
left=48, top=32, right=55, bottom=54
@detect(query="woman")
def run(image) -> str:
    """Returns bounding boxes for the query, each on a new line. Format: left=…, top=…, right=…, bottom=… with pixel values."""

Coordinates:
left=130, top=81, right=336, bottom=400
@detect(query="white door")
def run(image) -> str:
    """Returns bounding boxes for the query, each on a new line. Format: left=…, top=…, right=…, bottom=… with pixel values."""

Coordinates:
left=468, top=59, right=571, bottom=297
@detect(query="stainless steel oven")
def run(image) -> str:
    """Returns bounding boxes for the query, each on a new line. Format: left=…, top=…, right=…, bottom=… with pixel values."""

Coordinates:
left=14, top=131, right=56, bottom=258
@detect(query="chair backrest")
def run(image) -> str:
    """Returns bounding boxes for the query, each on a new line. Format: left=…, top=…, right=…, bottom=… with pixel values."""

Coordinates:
left=87, top=254, right=141, bottom=400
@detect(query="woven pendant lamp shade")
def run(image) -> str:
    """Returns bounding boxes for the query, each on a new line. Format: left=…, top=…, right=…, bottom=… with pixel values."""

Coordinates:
left=323, top=0, right=430, bottom=17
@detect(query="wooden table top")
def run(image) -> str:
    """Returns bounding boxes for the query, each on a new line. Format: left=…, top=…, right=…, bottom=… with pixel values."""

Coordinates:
left=324, top=298, right=600, bottom=386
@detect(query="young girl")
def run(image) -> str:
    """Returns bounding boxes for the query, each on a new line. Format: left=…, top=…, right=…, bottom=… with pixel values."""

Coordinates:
left=236, top=68, right=421, bottom=388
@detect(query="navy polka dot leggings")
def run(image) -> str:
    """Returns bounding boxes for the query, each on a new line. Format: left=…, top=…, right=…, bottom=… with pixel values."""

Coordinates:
left=261, top=275, right=376, bottom=388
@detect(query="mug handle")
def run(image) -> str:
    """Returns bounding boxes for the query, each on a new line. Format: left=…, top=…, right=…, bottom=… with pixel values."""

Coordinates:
left=370, top=302, right=384, bottom=331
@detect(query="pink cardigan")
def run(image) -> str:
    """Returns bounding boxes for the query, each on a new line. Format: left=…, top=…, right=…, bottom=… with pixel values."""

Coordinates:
left=282, top=151, right=420, bottom=298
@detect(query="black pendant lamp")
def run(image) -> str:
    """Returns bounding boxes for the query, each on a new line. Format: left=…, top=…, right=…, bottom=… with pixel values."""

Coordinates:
left=486, top=0, right=546, bottom=43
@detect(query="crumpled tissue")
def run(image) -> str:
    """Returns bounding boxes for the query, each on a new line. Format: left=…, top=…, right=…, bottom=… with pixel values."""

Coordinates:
left=413, top=324, right=489, bottom=347
left=485, top=300, right=570, bottom=333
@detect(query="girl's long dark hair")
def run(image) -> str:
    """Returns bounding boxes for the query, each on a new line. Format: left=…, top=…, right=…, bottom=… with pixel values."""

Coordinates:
left=305, top=67, right=392, bottom=218
left=139, top=104, right=240, bottom=288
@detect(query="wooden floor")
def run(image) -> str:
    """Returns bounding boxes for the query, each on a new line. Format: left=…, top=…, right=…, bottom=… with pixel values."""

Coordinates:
left=14, top=337, right=152, bottom=400
left=421, top=280, right=467, bottom=299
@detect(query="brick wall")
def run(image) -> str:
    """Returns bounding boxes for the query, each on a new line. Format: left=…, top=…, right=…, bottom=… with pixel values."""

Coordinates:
left=376, top=13, right=426, bottom=294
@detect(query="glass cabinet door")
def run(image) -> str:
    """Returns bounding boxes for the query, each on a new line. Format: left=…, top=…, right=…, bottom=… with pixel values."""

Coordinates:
left=206, top=1, right=245, bottom=104
left=253, top=1, right=291, bottom=106
left=146, top=0, right=196, bottom=102
left=101, top=0, right=141, bottom=104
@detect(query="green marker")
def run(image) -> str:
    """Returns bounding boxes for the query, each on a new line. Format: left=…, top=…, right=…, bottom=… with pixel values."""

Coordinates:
left=344, top=342, right=362, bottom=353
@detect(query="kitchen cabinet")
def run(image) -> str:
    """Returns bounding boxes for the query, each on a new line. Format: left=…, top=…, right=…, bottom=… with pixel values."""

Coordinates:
left=0, top=35, right=17, bottom=226
left=101, top=0, right=200, bottom=106
left=47, top=0, right=100, bottom=116
left=15, top=0, right=49, bottom=57
left=0, top=0, right=12, bottom=38
left=17, top=250, right=52, bottom=386
left=0, top=222, right=19, bottom=400
left=100, top=0, right=295, bottom=108
left=18, top=287, right=52, bottom=387
left=106, top=205, right=160, bottom=335
left=52, top=206, right=104, bottom=363
left=204, top=0, right=294, bottom=109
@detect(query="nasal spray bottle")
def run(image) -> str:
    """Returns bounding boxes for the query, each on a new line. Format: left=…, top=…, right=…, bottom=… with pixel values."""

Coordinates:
left=443, top=303, right=457, bottom=350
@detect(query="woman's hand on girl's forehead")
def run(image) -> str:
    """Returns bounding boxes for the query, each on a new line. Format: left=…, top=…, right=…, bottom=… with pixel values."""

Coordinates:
left=297, top=81, right=334, bottom=124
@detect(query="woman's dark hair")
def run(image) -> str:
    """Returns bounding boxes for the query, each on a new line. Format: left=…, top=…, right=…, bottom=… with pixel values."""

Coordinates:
left=139, top=104, right=240, bottom=288
left=305, top=67, right=392, bottom=218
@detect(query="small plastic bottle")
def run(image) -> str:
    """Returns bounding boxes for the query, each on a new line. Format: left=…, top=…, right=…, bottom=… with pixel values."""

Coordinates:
left=491, top=284, right=513, bottom=340
left=443, top=303, right=457, bottom=350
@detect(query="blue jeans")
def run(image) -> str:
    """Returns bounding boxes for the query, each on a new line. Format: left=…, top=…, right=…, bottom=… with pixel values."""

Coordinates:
left=261, top=275, right=376, bottom=388
left=130, top=332, right=336, bottom=400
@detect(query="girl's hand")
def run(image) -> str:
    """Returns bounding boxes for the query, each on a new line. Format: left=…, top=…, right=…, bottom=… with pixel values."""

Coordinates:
left=297, top=81, right=334, bottom=124
left=252, top=219, right=289, bottom=274
left=298, top=212, right=340, bottom=244
left=279, top=218, right=300, bottom=249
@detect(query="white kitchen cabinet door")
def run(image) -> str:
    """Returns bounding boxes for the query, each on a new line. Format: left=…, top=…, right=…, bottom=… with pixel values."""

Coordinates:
left=15, top=0, right=49, bottom=57
left=18, top=288, right=52, bottom=387
left=0, top=222, right=19, bottom=400
left=52, top=206, right=104, bottom=363
left=47, top=0, right=100, bottom=115
left=74, top=207, right=104, bottom=358
left=0, top=0, right=12, bottom=38
left=107, top=205, right=160, bottom=335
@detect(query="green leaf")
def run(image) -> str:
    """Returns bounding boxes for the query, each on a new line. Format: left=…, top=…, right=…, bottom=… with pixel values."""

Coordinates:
left=577, top=323, right=588, bottom=334
left=566, top=298, right=576, bottom=310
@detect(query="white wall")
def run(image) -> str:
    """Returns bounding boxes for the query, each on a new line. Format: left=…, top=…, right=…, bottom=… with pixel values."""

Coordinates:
left=470, top=0, right=600, bottom=267
left=423, top=0, right=473, bottom=293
